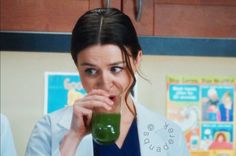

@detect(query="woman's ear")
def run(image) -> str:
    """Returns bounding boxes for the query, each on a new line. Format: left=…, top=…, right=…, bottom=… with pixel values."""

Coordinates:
left=135, top=50, right=142, bottom=70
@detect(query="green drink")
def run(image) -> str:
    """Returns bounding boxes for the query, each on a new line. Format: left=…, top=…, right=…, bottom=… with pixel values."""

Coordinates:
left=92, top=112, right=121, bottom=145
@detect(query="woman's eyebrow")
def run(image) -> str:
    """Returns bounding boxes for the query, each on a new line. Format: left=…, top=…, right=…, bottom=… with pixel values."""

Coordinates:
left=79, top=62, right=96, bottom=67
left=109, top=61, right=125, bottom=66
left=79, top=61, right=125, bottom=67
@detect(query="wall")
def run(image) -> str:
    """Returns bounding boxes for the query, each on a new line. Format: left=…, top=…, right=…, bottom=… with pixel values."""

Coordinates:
left=1, top=51, right=236, bottom=155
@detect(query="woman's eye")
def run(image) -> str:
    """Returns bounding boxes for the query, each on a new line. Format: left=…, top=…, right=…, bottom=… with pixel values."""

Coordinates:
left=85, top=68, right=97, bottom=75
left=111, top=66, right=123, bottom=73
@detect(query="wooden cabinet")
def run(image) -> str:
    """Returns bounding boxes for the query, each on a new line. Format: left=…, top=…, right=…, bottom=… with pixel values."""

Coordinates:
left=89, top=0, right=154, bottom=36
left=154, top=0, right=236, bottom=37
left=0, top=0, right=154, bottom=35
left=1, top=0, right=236, bottom=37
left=0, top=0, right=89, bottom=32
left=123, top=0, right=154, bottom=36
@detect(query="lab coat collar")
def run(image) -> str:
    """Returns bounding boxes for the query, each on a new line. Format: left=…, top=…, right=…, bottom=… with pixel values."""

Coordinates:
left=57, top=106, right=73, bottom=130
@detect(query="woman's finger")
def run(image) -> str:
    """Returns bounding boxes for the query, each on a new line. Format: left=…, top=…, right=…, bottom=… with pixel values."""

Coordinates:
left=88, top=89, right=110, bottom=96
left=80, top=100, right=112, bottom=111
left=82, top=94, right=113, bottom=106
left=75, top=106, right=93, bottom=128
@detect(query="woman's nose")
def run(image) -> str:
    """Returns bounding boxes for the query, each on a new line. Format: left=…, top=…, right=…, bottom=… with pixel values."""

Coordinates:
left=96, top=71, right=113, bottom=91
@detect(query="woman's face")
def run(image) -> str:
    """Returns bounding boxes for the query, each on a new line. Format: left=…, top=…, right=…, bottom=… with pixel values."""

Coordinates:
left=217, top=134, right=225, bottom=143
left=76, top=44, right=140, bottom=103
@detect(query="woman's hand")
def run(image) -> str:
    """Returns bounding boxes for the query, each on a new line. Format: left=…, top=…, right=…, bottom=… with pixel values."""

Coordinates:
left=60, top=89, right=113, bottom=156
left=71, top=89, right=114, bottom=137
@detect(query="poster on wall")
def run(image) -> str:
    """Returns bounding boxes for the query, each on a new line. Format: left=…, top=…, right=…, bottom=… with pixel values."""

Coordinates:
left=166, top=76, right=235, bottom=155
left=44, top=72, right=86, bottom=114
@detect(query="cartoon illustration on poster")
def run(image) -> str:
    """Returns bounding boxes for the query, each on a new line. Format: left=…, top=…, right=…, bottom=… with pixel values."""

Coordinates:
left=44, top=72, right=86, bottom=114
left=166, top=76, right=236, bottom=155
left=201, top=85, right=234, bottom=122
left=201, top=124, right=234, bottom=150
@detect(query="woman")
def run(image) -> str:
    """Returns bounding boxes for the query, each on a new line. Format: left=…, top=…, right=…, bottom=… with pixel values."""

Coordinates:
left=209, top=132, right=233, bottom=149
left=25, top=8, right=189, bottom=156
left=219, top=92, right=233, bottom=121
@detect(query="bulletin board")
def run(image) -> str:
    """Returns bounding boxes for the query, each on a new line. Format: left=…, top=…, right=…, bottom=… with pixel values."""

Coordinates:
left=167, top=76, right=236, bottom=156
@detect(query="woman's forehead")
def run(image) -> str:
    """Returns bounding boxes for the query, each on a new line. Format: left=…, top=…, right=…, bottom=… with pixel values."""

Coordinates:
left=80, top=44, right=122, bottom=55
left=77, top=44, right=125, bottom=64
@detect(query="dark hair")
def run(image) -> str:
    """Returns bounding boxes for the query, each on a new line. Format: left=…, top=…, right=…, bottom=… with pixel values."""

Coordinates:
left=71, top=8, right=142, bottom=115
left=215, top=132, right=226, bottom=142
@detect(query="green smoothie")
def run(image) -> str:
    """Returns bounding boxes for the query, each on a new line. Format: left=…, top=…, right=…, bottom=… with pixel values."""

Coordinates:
left=92, top=112, right=121, bottom=145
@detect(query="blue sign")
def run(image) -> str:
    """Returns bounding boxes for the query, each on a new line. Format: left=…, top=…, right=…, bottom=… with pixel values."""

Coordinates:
left=169, top=84, right=199, bottom=102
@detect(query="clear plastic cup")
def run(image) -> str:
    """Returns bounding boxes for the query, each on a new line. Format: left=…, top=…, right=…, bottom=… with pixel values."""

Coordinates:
left=91, top=86, right=122, bottom=145
left=91, top=112, right=121, bottom=145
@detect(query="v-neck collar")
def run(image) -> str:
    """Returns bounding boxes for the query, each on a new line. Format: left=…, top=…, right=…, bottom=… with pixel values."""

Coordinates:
left=103, top=118, right=137, bottom=150
left=115, top=118, right=137, bottom=150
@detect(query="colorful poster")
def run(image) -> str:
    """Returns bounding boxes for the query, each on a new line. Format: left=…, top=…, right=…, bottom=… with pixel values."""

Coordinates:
left=166, top=76, right=236, bottom=155
left=44, top=72, right=86, bottom=114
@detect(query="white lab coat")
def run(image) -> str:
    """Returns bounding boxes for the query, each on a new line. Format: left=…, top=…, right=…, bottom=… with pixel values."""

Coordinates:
left=25, top=100, right=189, bottom=156
left=1, top=114, right=18, bottom=156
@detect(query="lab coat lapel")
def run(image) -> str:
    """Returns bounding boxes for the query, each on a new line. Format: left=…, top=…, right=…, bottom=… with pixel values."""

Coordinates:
left=57, top=106, right=72, bottom=130
left=56, top=107, right=94, bottom=156
left=136, top=104, right=168, bottom=156
left=52, top=107, right=73, bottom=153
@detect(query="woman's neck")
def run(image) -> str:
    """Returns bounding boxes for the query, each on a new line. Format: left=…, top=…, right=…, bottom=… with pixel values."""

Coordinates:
left=116, top=95, right=136, bottom=148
